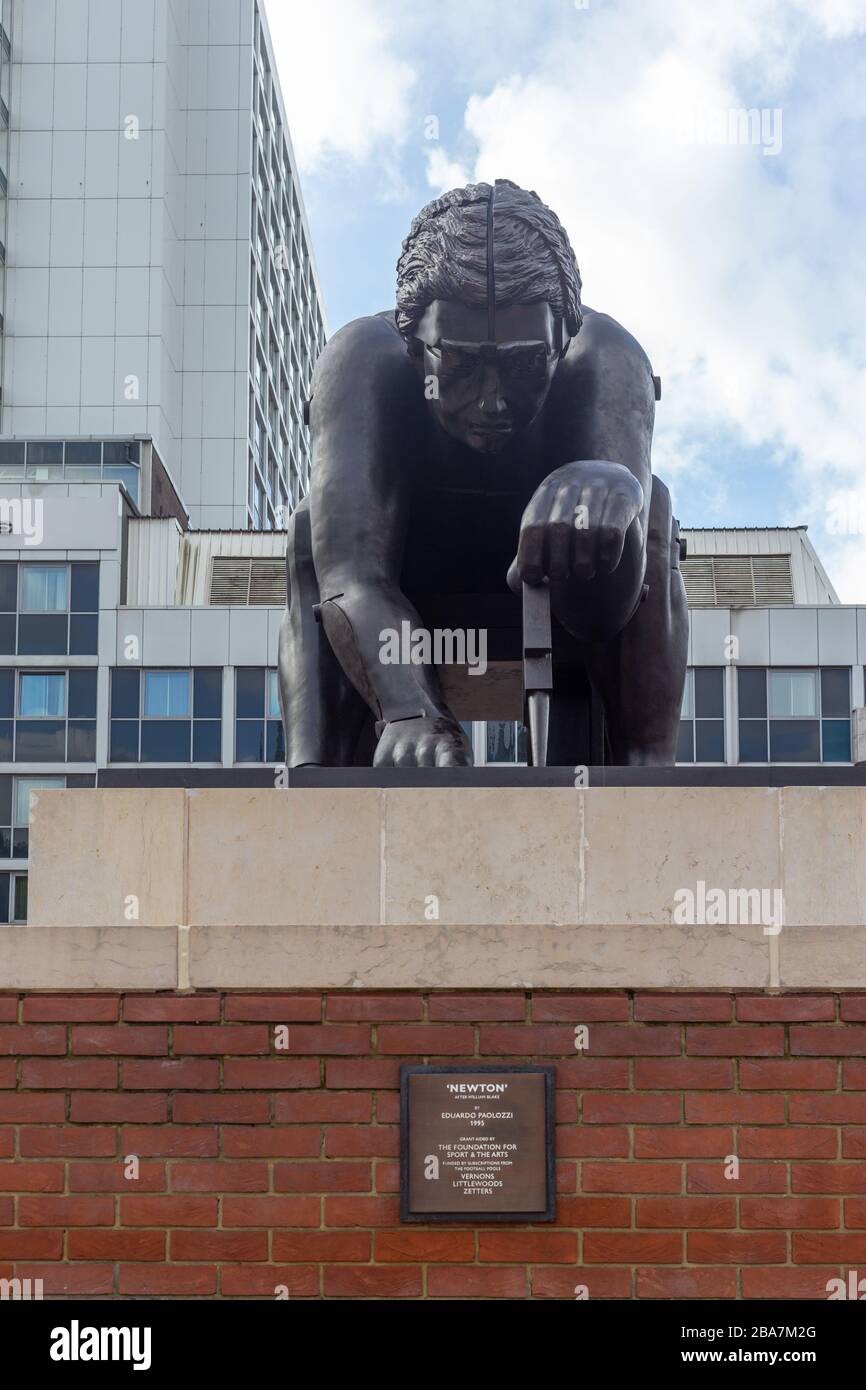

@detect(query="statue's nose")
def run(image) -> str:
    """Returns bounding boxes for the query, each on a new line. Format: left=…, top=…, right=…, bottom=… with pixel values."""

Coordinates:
left=478, top=367, right=507, bottom=416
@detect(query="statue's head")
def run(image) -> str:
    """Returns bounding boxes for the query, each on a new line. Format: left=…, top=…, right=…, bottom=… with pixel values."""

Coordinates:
left=396, top=179, right=582, bottom=454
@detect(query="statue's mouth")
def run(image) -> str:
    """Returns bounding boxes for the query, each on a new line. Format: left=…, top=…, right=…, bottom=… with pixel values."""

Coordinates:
left=469, top=422, right=513, bottom=439
left=467, top=423, right=513, bottom=453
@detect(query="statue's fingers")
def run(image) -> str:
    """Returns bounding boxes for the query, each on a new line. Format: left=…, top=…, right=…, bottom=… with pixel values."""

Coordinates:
left=415, top=736, right=437, bottom=767
left=570, top=490, right=598, bottom=580
left=544, top=519, right=572, bottom=581
left=597, top=491, right=637, bottom=573
left=392, top=738, right=417, bottom=768
left=436, top=740, right=471, bottom=767
left=506, top=557, right=521, bottom=594
left=516, top=520, right=545, bottom=585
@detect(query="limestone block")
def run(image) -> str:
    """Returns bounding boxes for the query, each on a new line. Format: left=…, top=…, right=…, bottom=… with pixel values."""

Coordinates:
left=27, top=788, right=185, bottom=928
left=382, top=788, right=581, bottom=926
left=186, top=788, right=381, bottom=927
left=0, top=926, right=177, bottom=988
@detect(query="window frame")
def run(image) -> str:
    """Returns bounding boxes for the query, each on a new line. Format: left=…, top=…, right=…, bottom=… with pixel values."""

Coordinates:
left=17, top=670, right=67, bottom=719
left=676, top=667, right=726, bottom=765
left=737, top=666, right=852, bottom=765
left=0, top=559, right=99, bottom=656
left=234, top=667, right=284, bottom=765
left=109, top=668, right=223, bottom=765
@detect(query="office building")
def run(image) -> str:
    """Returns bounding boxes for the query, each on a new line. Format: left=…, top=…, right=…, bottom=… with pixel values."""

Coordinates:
left=1, top=0, right=325, bottom=529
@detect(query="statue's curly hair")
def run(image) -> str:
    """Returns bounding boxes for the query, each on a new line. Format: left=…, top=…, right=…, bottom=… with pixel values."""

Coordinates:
left=395, top=179, right=582, bottom=341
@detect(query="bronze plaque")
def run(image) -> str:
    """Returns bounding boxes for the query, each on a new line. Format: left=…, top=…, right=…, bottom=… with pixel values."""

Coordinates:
left=400, top=1065, right=555, bottom=1222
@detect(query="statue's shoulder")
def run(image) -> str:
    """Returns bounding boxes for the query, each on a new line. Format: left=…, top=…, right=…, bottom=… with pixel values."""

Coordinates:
left=316, top=310, right=407, bottom=371
left=567, top=305, right=652, bottom=367
left=310, top=312, right=417, bottom=427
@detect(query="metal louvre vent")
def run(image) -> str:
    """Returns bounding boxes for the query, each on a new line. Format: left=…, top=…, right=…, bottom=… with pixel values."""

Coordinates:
left=681, top=554, right=794, bottom=607
left=209, top=557, right=285, bottom=605
left=679, top=556, right=716, bottom=606
left=753, top=555, right=795, bottom=605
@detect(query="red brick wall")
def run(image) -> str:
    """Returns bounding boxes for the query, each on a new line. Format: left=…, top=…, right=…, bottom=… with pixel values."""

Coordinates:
left=1, top=989, right=866, bottom=1300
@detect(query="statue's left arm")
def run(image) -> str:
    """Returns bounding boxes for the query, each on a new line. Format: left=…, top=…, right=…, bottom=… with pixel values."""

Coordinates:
left=508, top=310, right=657, bottom=642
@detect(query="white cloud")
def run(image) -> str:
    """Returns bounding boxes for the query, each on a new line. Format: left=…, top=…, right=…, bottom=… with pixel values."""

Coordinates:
left=263, top=0, right=416, bottom=170
left=263, top=0, right=866, bottom=598
left=424, top=0, right=866, bottom=596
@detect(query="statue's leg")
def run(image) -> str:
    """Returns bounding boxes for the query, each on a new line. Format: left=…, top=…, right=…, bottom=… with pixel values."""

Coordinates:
left=580, top=476, right=689, bottom=765
left=278, top=499, right=372, bottom=766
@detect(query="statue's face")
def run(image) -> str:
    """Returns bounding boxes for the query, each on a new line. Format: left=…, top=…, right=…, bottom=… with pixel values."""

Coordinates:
left=412, top=300, right=564, bottom=454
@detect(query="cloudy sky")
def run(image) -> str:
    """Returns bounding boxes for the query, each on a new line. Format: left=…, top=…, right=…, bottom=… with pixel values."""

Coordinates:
left=264, top=0, right=866, bottom=601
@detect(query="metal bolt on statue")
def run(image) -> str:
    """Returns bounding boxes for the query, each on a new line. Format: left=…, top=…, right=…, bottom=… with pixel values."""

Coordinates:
left=278, top=179, right=688, bottom=768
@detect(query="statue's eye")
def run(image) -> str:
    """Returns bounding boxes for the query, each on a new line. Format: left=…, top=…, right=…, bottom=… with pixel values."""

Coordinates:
left=507, top=350, right=547, bottom=378
left=440, top=352, right=478, bottom=379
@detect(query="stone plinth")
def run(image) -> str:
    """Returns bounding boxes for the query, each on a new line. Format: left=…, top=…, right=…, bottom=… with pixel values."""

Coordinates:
left=3, top=786, right=863, bottom=990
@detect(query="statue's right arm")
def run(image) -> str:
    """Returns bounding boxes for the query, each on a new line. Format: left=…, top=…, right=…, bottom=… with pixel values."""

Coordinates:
left=307, top=316, right=453, bottom=726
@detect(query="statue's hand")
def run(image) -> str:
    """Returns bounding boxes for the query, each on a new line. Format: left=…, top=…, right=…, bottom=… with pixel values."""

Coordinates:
left=507, top=460, right=645, bottom=589
left=374, top=715, right=473, bottom=768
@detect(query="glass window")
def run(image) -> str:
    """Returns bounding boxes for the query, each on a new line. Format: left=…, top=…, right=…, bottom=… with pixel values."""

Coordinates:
left=109, top=720, right=139, bottom=762
left=103, top=441, right=140, bottom=466
left=25, top=442, right=63, bottom=478
left=143, top=671, right=190, bottom=718
left=0, top=563, right=16, bottom=611
left=694, top=669, right=724, bottom=719
left=103, top=465, right=140, bottom=502
left=235, top=668, right=281, bottom=764
left=19, top=672, right=65, bottom=717
left=678, top=668, right=725, bottom=763
left=821, top=668, right=850, bottom=719
left=0, top=441, right=24, bottom=477
left=679, top=671, right=692, bottom=718
left=769, top=670, right=817, bottom=718
left=0, top=670, right=13, bottom=718
left=676, top=720, right=694, bottom=763
left=738, top=668, right=767, bottom=719
left=266, top=720, right=285, bottom=762
left=65, top=441, right=101, bottom=467
left=17, top=614, right=69, bottom=655
left=267, top=670, right=280, bottom=719
left=70, top=563, right=99, bottom=613
left=66, top=721, right=96, bottom=762
left=740, top=667, right=852, bottom=764
left=15, top=721, right=65, bottom=761
left=695, top=720, right=725, bottom=762
left=738, top=721, right=768, bottom=762
left=14, top=776, right=63, bottom=826
left=140, top=720, right=190, bottom=762
left=193, top=669, right=222, bottom=719
left=20, top=564, right=68, bottom=612
left=111, top=668, right=140, bottom=718
left=193, top=721, right=221, bottom=762
left=822, top=719, right=851, bottom=763
left=110, top=668, right=221, bottom=766
left=68, top=669, right=97, bottom=718
left=770, top=719, right=820, bottom=762
left=236, top=720, right=265, bottom=762
left=485, top=721, right=528, bottom=765
left=26, top=442, right=62, bottom=467
left=13, top=873, right=28, bottom=923
left=69, top=614, right=98, bottom=656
